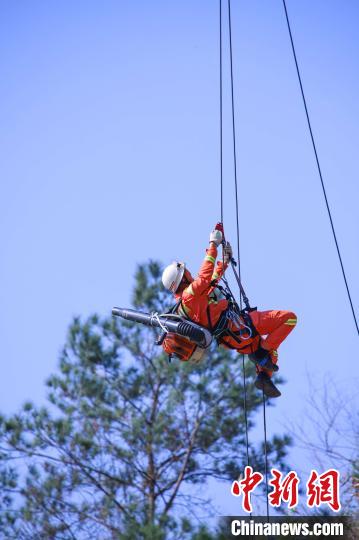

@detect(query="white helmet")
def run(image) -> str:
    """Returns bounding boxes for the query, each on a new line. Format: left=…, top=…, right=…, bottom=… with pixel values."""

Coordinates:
left=162, top=261, right=185, bottom=293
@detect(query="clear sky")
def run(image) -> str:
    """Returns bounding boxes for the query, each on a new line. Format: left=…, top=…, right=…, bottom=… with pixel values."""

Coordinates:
left=0, top=0, right=358, bottom=518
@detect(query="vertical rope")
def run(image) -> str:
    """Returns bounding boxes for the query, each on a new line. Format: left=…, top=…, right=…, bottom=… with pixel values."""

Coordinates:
left=282, top=0, right=358, bottom=336
left=227, top=0, right=241, bottom=277
left=262, top=391, right=270, bottom=519
left=227, top=0, right=270, bottom=518
left=226, top=0, right=252, bottom=497
left=219, top=0, right=224, bottom=224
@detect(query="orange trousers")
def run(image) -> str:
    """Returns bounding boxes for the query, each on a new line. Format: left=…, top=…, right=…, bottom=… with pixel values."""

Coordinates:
left=222, top=310, right=297, bottom=377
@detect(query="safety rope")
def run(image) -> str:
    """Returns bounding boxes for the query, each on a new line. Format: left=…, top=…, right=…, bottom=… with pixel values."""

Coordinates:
left=225, top=0, right=252, bottom=477
left=222, top=0, right=270, bottom=518
left=225, top=0, right=250, bottom=513
left=282, top=0, right=359, bottom=336
left=227, top=0, right=241, bottom=278
left=219, top=0, right=224, bottom=225
left=262, top=392, right=270, bottom=517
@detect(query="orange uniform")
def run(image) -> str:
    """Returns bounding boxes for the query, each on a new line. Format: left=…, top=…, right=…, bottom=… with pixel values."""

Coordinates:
left=175, top=244, right=297, bottom=376
left=175, top=244, right=229, bottom=327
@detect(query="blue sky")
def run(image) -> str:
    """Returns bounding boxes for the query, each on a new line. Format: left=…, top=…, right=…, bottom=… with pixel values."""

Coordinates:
left=0, top=0, right=358, bottom=517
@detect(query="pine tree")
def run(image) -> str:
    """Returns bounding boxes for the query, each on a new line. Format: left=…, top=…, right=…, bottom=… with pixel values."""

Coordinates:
left=0, top=261, right=291, bottom=539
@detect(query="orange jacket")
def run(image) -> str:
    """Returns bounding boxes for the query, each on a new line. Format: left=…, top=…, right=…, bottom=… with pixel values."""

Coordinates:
left=175, top=244, right=228, bottom=328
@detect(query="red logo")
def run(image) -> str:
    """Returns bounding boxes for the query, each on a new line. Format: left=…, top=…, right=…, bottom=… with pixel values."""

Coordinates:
left=231, top=466, right=264, bottom=513
left=231, top=468, right=341, bottom=513
left=269, top=469, right=300, bottom=509
left=307, top=469, right=341, bottom=512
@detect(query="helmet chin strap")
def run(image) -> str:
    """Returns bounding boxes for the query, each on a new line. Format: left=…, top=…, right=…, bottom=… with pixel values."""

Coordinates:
left=183, top=269, right=194, bottom=283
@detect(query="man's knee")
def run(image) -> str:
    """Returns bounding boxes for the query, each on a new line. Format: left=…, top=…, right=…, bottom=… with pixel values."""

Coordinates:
left=284, top=312, right=297, bottom=328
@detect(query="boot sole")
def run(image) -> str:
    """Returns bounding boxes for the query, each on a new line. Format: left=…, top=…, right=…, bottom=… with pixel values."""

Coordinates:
left=255, top=378, right=281, bottom=398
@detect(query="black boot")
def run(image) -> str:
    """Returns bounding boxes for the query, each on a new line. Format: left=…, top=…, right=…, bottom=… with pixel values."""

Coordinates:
left=255, top=372, right=281, bottom=398
left=248, top=347, right=279, bottom=372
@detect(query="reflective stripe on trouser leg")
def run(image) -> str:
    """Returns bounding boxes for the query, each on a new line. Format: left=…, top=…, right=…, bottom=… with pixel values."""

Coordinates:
left=250, top=310, right=297, bottom=351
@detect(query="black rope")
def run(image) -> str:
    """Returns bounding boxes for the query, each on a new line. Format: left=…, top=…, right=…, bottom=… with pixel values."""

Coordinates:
left=282, top=0, right=358, bottom=336
left=227, top=0, right=241, bottom=277
left=219, top=0, right=224, bottom=224
left=226, top=0, right=252, bottom=497
left=227, top=0, right=271, bottom=518
left=262, top=391, right=270, bottom=519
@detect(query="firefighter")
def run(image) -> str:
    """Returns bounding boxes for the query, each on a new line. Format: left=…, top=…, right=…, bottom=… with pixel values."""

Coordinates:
left=161, top=226, right=297, bottom=397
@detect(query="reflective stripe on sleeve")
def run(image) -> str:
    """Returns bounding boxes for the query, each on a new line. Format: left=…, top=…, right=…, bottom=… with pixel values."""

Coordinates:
left=205, top=255, right=216, bottom=264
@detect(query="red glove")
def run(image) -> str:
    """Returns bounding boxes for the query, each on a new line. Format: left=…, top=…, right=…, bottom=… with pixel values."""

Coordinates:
left=215, top=222, right=224, bottom=233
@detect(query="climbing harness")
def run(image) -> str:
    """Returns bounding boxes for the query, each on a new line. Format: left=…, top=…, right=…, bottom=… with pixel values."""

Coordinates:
left=205, top=285, right=256, bottom=347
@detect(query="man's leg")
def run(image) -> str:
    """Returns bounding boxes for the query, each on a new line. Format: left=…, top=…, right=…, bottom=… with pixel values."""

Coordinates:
left=251, top=310, right=297, bottom=350
left=249, top=310, right=297, bottom=397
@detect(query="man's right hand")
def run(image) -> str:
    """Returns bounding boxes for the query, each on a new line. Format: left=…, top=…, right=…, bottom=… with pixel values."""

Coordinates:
left=210, top=229, right=223, bottom=246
